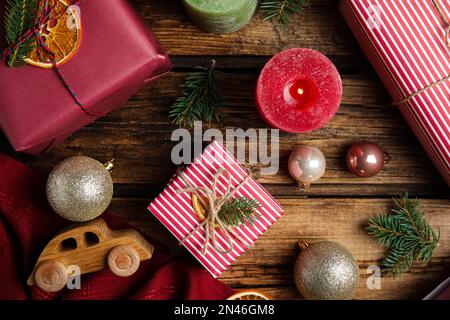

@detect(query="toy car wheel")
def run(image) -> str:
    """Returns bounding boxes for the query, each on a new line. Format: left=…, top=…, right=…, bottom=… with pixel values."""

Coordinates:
left=108, top=245, right=140, bottom=277
left=34, top=260, right=67, bottom=292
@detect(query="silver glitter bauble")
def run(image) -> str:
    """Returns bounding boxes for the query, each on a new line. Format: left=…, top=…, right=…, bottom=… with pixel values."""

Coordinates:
left=46, top=156, right=114, bottom=222
left=288, top=145, right=326, bottom=190
left=294, top=241, right=359, bottom=300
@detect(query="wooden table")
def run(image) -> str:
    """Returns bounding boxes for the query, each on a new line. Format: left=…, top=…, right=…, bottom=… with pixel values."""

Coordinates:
left=1, top=0, right=449, bottom=300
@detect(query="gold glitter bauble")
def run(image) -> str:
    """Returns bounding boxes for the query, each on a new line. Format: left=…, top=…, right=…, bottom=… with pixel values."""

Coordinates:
left=46, top=156, right=113, bottom=222
left=294, top=241, right=359, bottom=300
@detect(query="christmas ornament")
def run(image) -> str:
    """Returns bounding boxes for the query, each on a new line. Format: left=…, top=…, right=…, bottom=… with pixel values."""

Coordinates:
left=294, top=241, right=359, bottom=300
left=346, top=141, right=389, bottom=177
left=182, top=0, right=257, bottom=33
left=261, top=0, right=309, bottom=25
left=46, top=156, right=114, bottom=222
left=367, top=194, right=439, bottom=276
left=169, top=60, right=224, bottom=127
left=288, top=145, right=326, bottom=189
left=256, top=48, right=342, bottom=133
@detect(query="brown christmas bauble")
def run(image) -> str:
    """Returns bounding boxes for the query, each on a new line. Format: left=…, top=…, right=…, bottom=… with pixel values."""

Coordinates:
left=294, top=241, right=359, bottom=300
left=346, top=141, right=389, bottom=177
left=46, top=156, right=114, bottom=222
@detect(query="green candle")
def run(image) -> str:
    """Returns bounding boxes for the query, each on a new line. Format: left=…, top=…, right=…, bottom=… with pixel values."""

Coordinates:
left=182, top=0, right=258, bottom=33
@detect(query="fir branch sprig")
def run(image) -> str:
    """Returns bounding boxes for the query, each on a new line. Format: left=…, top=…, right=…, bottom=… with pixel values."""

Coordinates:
left=169, top=60, right=223, bottom=127
left=260, top=0, right=309, bottom=25
left=366, top=194, right=439, bottom=277
left=4, top=0, right=38, bottom=67
left=219, top=197, right=261, bottom=227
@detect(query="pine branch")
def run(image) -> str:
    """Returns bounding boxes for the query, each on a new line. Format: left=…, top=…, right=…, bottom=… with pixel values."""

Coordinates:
left=219, top=197, right=261, bottom=227
left=366, top=193, right=439, bottom=277
left=260, top=0, right=309, bottom=25
left=4, top=0, right=38, bottom=67
left=169, top=60, right=223, bottom=127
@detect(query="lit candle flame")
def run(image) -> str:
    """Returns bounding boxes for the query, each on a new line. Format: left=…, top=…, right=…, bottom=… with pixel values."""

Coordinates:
left=297, top=88, right=304, bottom=95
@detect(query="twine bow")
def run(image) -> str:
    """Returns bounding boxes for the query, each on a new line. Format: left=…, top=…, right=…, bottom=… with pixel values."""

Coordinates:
left=2, top=0, right=105, bottom=118
left=177, top=167, right=253, bottom=255
left=393, top=0, right=450, bottom=106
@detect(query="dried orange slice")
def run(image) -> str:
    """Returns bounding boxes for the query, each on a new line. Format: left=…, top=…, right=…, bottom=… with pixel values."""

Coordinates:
left=192, top=193, right=223, bottom=228
left=24, top=0, right=81, bottom=69
left=192, top=193, right=208, bottom=221
left=227, top=290, right=273, bottom=300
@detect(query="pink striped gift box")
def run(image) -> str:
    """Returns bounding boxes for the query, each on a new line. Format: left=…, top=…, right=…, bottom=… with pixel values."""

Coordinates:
left=147, top=141, right=284, bottom=278
left=340, top=0, right=450, bottom=185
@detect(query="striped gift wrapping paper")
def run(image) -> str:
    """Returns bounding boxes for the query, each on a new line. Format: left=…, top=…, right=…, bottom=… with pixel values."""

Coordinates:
left=340, top=0, right=450, bottom=185
left=148, top=141, right=284, bottom=278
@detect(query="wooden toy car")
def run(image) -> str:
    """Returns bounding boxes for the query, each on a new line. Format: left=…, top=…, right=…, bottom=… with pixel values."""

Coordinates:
left=27, top=218, right=154, bottom=292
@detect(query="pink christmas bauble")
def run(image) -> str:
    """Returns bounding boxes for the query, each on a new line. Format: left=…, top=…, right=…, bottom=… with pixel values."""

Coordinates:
left=346, top=141, right=388, bottom=177
left=288, top=145, right=326, bottom=188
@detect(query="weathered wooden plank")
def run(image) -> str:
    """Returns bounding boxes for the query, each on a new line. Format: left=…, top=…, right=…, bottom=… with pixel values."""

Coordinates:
left=170, top=55, right=370, bottom=73
left=133, top=0, right=361, bottom=57
left=1, top=71, right=446, bottom=196
left=109, top=197, right=450, bottom=300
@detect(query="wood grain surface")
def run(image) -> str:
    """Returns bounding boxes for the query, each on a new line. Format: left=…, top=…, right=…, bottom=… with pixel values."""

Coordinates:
left=1, top=0, right=449, bottom=299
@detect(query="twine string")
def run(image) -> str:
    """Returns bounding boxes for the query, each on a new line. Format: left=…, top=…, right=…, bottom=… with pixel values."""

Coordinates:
left=393, top=74, right=450, bottom=106
left=2, top=0, right=105, bottom=118
left=176, top=167, right=253, bottom=256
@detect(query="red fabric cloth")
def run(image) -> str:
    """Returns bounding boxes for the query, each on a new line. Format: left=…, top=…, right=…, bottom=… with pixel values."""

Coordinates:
left=0, top=153, right=233, bottom=300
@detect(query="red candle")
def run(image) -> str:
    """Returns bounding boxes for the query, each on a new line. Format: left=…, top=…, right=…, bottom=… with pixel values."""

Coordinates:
left=256, top=48, right=342, bottom=133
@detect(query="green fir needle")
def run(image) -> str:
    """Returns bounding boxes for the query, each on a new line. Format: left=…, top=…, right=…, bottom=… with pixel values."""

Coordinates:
left=260, top=0, right=309, bottom=25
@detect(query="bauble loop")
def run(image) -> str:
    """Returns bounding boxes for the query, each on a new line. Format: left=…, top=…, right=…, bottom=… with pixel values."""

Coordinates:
left=294, top=241, right=359, bottom=300
left=46, top=156, right=114, bottom=222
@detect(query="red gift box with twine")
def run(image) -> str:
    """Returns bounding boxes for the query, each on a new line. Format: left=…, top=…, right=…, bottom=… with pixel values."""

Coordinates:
left=148, top=141, right=284, bottom=278
left=0, top=0, right=171, bottom=154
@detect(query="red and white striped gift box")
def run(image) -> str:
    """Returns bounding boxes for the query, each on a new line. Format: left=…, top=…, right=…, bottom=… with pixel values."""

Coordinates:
left=340, top=0, right=450, bottom=185
left=147, top=141, right=284, bottom=278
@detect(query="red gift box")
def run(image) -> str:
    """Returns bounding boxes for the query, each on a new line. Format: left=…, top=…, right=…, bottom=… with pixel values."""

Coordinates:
left=0, top=0, right=171, bottom=154
left=148, top=141, right=284, bottom=278
left=340, top=0, right=450, bottom=185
